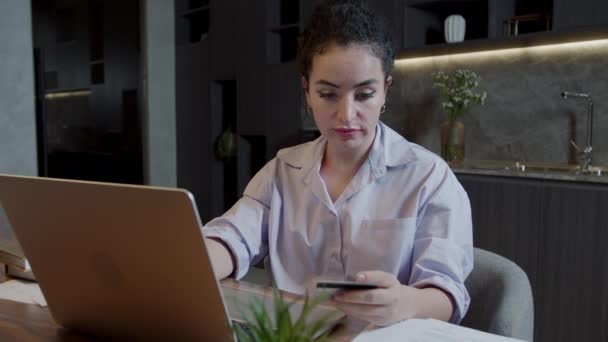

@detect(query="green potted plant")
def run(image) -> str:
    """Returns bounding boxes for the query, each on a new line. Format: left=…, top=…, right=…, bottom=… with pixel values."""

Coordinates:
left=216, top=126, right=237, bottom=161
left=232, top=287, right=338, bottom=342
left=432, top=69, right=486, bottom=165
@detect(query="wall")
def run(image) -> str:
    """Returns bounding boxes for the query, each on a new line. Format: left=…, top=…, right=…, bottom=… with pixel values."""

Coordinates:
left=0, top=0, right=38, bottom=176
left=141, top=0, right=177, bottom=187
left=386, top=41, right=608, bottom=166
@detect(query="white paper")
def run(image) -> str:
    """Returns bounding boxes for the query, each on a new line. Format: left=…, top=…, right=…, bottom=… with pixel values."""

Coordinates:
left=353, top=318, right=525, bottom=342
left=0, top=280, right=47, bottom=307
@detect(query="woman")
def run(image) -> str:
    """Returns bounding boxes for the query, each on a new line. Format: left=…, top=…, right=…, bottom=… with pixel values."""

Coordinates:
left=202, top=0, right=473, bottom=327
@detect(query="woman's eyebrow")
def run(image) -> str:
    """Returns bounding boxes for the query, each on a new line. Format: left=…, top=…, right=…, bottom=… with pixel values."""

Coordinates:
left=314, top=79, right=379, bottom=88
left=315, top=80, right=340, bottom=88
left=353, top=79, right=379, bottom=87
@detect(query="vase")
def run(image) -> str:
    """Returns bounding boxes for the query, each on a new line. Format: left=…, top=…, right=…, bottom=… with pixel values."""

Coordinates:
left=444, top=14, right=466, bottom=43
left=440, top=119, right=465, bottom=165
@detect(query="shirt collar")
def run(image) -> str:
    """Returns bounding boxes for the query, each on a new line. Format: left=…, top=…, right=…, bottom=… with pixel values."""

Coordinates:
left=276, top=136, right=326, bottom=185
left=276, top=121, right=418, bottom=184
left=370, top=121, right=418, bottom=176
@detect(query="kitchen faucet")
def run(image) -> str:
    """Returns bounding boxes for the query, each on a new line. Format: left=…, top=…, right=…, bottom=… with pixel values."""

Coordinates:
left=562, top=91, right=594, bottom=173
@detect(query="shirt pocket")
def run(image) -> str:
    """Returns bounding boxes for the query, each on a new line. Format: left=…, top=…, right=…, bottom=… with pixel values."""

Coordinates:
left=347, top=217, right=417, bottom=276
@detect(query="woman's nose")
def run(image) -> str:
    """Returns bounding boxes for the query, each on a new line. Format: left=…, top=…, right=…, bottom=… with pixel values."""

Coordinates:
left=336, top=97, right=356, bottom=123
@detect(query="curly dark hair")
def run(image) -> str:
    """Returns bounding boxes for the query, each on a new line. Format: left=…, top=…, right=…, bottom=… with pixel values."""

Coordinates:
left=298, top=0, right=395, bottom=81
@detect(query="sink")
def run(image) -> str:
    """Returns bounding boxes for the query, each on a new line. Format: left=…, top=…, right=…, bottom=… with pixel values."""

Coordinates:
left=512, top=163, right=577, bottom=173
left=518, top=163, right=608, bottom=177
left=584, top=166, right=608, bottom=176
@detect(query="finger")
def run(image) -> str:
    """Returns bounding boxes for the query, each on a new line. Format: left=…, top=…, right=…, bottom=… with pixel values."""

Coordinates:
left=333, top=288, right=397, bottom=305
left=334, top=301, right=381, bottom=318
left=333, top=302, right=392, bottom=326
left=302, top=277, right=320, bottom=296
left=356, top=270, right=400, bottom=288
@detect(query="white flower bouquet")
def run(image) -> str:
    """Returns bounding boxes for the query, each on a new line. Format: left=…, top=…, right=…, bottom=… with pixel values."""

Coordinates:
left=432, top=69, right=487, bottom=122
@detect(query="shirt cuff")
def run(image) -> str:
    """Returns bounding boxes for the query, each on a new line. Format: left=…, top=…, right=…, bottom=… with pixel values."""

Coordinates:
left=410, top=275, right=470, bottom=324
left=202, top=227, right=251, bottom=280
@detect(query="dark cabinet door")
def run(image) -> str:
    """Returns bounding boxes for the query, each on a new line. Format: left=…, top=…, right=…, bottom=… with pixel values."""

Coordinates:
left=266, top=62, right=301, bottom=158
left=593, top=0, right=608, bottom=26
left=457, top=175, right=541, bottom=293
left=537, top=181, right=608, bottom=342
left=553, top=0, right=595, bottom=30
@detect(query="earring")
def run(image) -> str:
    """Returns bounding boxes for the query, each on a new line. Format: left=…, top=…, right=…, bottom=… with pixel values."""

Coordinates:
left=380, top=104, right=386, bottom=114
left=306, top=105, right=313, bottom=115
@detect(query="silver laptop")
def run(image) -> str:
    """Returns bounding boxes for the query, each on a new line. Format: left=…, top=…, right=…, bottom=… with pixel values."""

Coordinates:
left=0, top=174, right=343, bottom=340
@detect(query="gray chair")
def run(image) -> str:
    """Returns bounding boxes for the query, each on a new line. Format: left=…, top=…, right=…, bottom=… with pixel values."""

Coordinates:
left=461, top=248, right=534, bottom=341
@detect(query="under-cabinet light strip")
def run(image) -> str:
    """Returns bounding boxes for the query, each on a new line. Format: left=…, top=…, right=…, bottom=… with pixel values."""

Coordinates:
left=45, top=90, right=91, bottom=100
left=395, top=38, right=608, bottom=66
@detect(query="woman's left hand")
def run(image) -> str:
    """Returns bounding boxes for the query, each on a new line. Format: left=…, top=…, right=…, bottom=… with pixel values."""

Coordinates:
left=331, top=270, right=420, bottom=326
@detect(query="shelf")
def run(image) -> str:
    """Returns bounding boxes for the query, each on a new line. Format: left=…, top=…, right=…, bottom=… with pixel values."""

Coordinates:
left=44, top=71, right=58, bottom=90
left=504, top=13, right=552, bottom=36
left=265, top=0, right=300, bottom=63
left=177, top=6, right=210, bottom=44
left=267, top=26, right=299, bottom=63
left=279, top=0, right=299, bottom=26
left=178, top=6, right=210, bottom=18
left=176, top=0, right=209, bottom=13
left=188, top=0, right=209, bottom=8
left=396, top=26, right=608, bottom=59
left=407, top=0, right=485, bottom=12
left=404, top=0, right=489, bottom=46
left=91, top=62, right=104, bottom=84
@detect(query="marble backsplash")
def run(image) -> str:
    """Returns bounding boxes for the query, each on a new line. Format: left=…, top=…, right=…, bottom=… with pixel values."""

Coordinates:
left=384, top=40, right=608, bottom=166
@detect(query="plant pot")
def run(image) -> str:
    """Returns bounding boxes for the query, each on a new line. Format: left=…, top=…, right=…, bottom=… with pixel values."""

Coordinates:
left=440, top=119, right=465, bottom=165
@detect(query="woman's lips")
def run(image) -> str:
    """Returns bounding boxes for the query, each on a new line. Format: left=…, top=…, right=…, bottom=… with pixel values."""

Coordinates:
left=334, top=128, right=360, bottom=138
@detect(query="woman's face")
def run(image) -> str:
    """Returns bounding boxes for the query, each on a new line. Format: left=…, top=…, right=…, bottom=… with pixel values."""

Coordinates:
left=304, top=43, right=391, bottom=155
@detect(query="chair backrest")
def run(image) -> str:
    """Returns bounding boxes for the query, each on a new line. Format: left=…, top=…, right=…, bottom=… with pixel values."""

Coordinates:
left=460, top=248, right=534, bottom=341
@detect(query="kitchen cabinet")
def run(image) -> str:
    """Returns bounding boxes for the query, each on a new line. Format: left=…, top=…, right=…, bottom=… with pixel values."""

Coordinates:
left=174, top=0, right=307, bottom=221
left=175, top=40, right=213, bottom=221
left=266, top=62, right=302, bottom=159
left=595, top=0, right=608, bottom=27
left=457, top=175, right=541, bottom=293
left=553, top=0, right=608, bottom=30
left=403, top=0, right=494, bottom=48
left=457, top=173, right=608, bottom=342
left=536, top=181, right=608, bottom=342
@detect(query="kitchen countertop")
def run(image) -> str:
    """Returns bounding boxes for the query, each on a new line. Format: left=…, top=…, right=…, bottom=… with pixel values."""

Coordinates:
left=450, top=160, right=608, bottom=185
